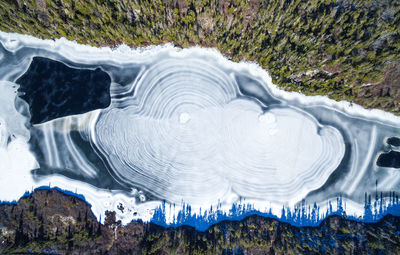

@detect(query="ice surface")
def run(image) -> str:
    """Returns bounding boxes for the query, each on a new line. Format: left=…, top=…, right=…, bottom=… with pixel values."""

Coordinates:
left=93, top=60, right=344, bottom=205
left=0, top=32, right=399, bottom=225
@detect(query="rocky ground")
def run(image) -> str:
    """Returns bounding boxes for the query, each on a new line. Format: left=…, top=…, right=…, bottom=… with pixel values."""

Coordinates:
left=1, top=0, right=399, bottom=114
left=0, top=189, right=399, bottom=254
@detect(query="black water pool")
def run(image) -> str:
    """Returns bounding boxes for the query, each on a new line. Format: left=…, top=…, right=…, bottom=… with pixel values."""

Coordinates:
left=16, top=57, right=111, bottom=124
left=377, top=150, right=400, bottom=168
left=387, top=137, right=400, bottom=147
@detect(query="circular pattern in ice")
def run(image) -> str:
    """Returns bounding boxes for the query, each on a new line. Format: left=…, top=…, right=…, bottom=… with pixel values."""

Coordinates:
left=93, top=58, right=345, bottom=205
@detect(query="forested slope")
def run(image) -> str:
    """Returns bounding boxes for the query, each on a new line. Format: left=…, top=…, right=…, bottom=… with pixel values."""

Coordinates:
left=1, top=189, right=400, bottom=254
left=1, top=0, right=399, bottom=114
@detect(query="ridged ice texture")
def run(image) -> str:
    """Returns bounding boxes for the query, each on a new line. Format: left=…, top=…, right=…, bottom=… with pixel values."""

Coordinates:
left=94, top=59, right=345, bottom=205
left=1, top=32, right=400, bottom=225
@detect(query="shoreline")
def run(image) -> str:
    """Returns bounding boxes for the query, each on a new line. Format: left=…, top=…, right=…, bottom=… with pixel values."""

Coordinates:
left=1, top=188, right=400, bottom=254
left=1, top=0, right=399, bottom=115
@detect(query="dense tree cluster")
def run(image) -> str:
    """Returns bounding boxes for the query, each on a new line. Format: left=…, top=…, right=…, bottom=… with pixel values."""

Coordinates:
left=1, top=189, right=400, bottom=254
left=1, top=0, right=399, bottom=113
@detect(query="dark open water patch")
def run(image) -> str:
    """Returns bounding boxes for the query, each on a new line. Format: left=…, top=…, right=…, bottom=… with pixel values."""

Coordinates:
left=387, top=137, right=400, bottom=147
left=16, top=57, right=111, bottom=124
left=377, top=150, right=400, bottom=168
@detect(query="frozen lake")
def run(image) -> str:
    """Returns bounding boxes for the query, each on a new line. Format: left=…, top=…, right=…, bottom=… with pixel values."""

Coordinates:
left=0, top=32, right=399, bottom=226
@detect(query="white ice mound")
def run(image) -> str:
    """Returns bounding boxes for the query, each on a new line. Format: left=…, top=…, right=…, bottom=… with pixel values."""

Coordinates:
left=94, top=59, right=345, bottom=205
